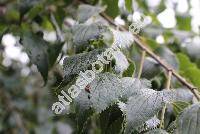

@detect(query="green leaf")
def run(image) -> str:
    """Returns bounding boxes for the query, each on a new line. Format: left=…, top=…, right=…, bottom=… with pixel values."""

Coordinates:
left=172, top=101, right=190, bottom=116
left=22, top=32, right=63, bottom=84
left=19, top=0, right=41, bottom=16
left=72, top=23, right=108, bottom=51
left=102, top=0, right=119, bottom=18
left=0, top=25, right=8, bottom=41
left=177, top=53, right=200, bottom=89
left=47, top=42, right=64, bottom=68
left=63, top=49, right=104, bottom=83
left=75, top=108, right=95, bottom=134
left=144, top=38, right=159, bottom=51
left=125, top=0, right=132, bottom=12
left=99, top=104, right=124, bottom=134
left=176, top=15, right=191, bottom=31
left=176, top=103, right=200, bottom=134
left=5, top=5, right=20, bottom=23
left=122, top=59, right=135, bottom=77
left=22, top=32, right=49, bottom=83
left=77, top=4, right=106, bottom=23
left=24, top=4, right=43, bottom=20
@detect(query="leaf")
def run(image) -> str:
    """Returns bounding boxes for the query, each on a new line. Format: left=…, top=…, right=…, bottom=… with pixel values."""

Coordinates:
left=166, top=120, right=177, bottom=133
left=77, top=4, right=106, bottom=23
left=124, top=89, right=177, bottom=133
left=155, top=46, right=179, bottom=70
left=111, top=29, right=134, bottom=48
left=125, top=0, right=132, bottom=12
left=22, top=32, right=49, bottom=83
left=74, top=73, right=122, bottom=113
left=172, top=101, right=190, bottom=116
left=176, top=15, right=191, bottom=31
left=72, top=23, right=108, bottom=51
left=176, top=103, right=200, bottom=134
left=143, top=38, right=159, bottom=51
left=0, top=25, right=8, bottom=41
left=120, top=77, right=151, bottom=100
left=63, top=49, right=104, bottom=83
left=76, top=108, right=95, bottom=133
left=113, top=50, right=129, bottom=74
left=22, top=32, right=63, bottom=84
left=177, top=53, right=200, bottom=89
left=24, top=4, right=43, bottom=20
left=89, top=73, right=122, bottom=112
left=174, top=88, right=194, bottom=103
left=99, top=104, right=124, bottom=134
left=181, top=38, right=200, bottom=65
left=102, top=0, right=119, bottom=18
left=47, top=42, right=64, bottom=68
left=122, top=59, right=135, bottom=77
left=144, top=129, right=169, bottom=134
left=142, top=57, right=162, bottom=79
left=19, top=0, right=41, bottom=16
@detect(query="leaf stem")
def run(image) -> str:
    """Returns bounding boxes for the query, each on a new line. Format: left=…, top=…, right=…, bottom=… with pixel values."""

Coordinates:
left=50, top=13, right=64, bottom=42
left=160, top=104, right=167, bottom=129
left=160, top=70, right=172, bottom=128
left=166, top=70, right=172, bottom=90
left=137, top=50, right=146, bottom=79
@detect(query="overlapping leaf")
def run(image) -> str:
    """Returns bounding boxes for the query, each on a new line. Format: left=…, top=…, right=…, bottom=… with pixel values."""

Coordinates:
left=75, top=72, right=122, bottom=113
left=144, top=129, right=169, bottom=134
left=72, top=23, right=108, bottom=51
left=22, top=32, right=63, bottom=83
left=176, top=103, right=200, bottom=134
left=118, top=77, right=177, bottom=133
left=63, top=49, right=103, bottom=83
left=77, top=4, right=106, bottom=23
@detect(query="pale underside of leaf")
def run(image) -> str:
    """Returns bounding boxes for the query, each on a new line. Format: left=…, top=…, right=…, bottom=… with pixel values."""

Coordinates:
left=74, top=73, right=122, bottom=113
left=72, top=23, right=108, bottom=47
left=124, top=88, right=178, bottom=133
left=63, top=49, right=103, bottom=83
left=111, top=28, right=134, bottom=49
left=176, top=103, right=200, bottom=134
left=77, top=4, right=106, bottom=23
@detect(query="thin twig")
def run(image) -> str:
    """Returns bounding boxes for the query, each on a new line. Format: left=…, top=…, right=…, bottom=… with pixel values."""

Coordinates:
left=137, top=50, right=146, bottom=79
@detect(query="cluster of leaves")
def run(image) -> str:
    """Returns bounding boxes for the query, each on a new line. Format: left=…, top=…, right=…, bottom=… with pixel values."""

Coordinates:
left=0, top=0, right=200, bottom=134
